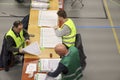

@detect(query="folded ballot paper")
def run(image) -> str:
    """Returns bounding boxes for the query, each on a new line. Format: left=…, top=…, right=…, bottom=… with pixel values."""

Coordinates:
left=31, top=1, right=50, bottom=10
left=22, top=42, right=41, bottom=56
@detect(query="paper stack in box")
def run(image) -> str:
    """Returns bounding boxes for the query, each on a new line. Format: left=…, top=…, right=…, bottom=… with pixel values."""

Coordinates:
left=31, top=0, right=50, bottom=10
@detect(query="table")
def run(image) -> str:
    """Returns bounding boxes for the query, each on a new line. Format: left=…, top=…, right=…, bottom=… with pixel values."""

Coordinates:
left=25, top=0, right=59, bottom=59
left=21, top=0, right=64, bottom=80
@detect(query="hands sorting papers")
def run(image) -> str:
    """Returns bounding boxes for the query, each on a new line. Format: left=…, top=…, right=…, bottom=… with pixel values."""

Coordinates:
left=22, top=42, right=41, bottom=56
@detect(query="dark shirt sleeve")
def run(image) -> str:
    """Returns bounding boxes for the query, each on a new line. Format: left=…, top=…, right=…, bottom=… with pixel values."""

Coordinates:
left=6, top=36, right=19, bottom=52
left=47, top=62, right=68, bottom=77
left=23, top=29, right=29, bottom=40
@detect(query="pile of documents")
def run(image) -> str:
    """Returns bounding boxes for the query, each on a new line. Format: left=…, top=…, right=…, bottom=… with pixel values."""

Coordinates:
left=40, top=28, right=62, bottom=48
left=38, top=10, right=58, bottom=27
left=38, top=58, right=60, bottom=72
left=31, top=0, right=50, bottom=10
left=35, top=58, right=61, bottom=80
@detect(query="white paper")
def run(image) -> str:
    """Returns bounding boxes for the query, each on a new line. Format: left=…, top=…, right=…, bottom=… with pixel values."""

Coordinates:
left=33, top=0, right=49, bottom=2
left=40, top=28, right=62, bottom=48
left=25, top=63, right=37, bottom=74
left=34, top=73, right=46, bottom=80
left=31, top=1, right=49, bottom=9
left=38, top=10, right=58, bottom=27
left=34, top=73, right=61, bottom=80
left=22, top=42, right=41, bottom=55
left=40, top=58, right=60, bottom=72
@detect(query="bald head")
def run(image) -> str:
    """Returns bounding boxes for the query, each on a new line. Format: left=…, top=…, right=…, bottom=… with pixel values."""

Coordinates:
left=55, top=44, right=68, bottom=56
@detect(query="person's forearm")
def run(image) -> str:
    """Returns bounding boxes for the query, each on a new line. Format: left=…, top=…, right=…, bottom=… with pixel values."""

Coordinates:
left=55, top=25, right=71, bottom=37
left=47, top=63, right=68, bottom=77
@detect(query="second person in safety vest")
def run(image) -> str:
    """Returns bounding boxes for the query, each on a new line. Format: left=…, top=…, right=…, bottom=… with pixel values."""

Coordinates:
left=54, top=10, right=76, bottom=48
left=0, top=20, right=30, bottom=71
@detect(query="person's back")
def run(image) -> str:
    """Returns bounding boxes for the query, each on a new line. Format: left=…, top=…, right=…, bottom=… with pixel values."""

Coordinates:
left=46, top=44, right=83, bottom=80
left=60, top=46, right=82, bottom=80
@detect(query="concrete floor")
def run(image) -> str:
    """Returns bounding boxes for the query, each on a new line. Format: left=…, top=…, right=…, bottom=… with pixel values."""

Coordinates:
left=0, top=0, right=120, bottom=80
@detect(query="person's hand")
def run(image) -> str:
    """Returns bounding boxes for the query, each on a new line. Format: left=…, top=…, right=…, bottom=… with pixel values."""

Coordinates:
left=19, top=48, right=26, bottom=54
left=19, top=48, right=24, bottom=53
left=53, top=26, right=58, bottom=30
left=26, top=39, right=31, bottom=45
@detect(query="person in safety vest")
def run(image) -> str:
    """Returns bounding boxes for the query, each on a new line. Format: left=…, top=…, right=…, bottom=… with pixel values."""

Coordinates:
left=0, top=20, right=30, bottom=71
left=54, top=10, right=76, bottom=48
left=45, top=43, right=83, bottom=80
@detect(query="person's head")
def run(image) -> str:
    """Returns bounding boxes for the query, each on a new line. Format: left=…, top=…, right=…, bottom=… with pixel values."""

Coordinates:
left=12, top=20, right=23, bottom=33
left=55, top=43, right=68, bottom=57
left=57, top=10, right=67, bottom=21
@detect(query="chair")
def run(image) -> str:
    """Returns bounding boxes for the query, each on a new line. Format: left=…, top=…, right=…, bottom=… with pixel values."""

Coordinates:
left=75, top=33, right=86, bottom=71
left=71, top=0, right=84, bottom=8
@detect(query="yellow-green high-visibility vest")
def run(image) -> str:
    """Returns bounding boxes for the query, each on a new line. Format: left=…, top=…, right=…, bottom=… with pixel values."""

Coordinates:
left=6, top=29, right=25, bottom=55
left=61, top=18, right=76, bottom=47
left=60, top=46, right=82, bottom=80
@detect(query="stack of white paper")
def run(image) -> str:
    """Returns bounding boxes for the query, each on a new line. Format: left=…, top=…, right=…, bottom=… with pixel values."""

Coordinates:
left=31, top=1, right=50, bottom=10
left=25, top=63, right=37, bottom=74
left=22, top=42, right=41, bottom=56
left=34, top=0, right=49, bottom=3
left=40, top=28, right=62, bottom=48
left=38, top=10, right=58, bottom=27
left=39, top=58, right=60, bottom=72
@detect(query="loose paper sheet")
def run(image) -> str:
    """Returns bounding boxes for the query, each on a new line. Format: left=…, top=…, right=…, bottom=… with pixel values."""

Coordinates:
left=25, top=63, right=37, bottom=74
left=22, top=42, right=41, bottom=55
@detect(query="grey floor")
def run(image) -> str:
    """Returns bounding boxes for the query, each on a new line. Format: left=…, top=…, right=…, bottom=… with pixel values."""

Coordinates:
left=0, top=0, right=120, bottom=80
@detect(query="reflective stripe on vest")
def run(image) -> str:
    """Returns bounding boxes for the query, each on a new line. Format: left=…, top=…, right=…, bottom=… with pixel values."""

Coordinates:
left=61, top=18, right=76, bottom=47
left=6, top=29, right=25, bottom=55
left=60, top=47, right=82, bottom=80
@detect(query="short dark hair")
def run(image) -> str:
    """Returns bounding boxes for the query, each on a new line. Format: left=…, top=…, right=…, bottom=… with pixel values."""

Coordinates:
left=13, top=20, right=22, bottom=28
left=57, top=10, right=67, bottom=18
